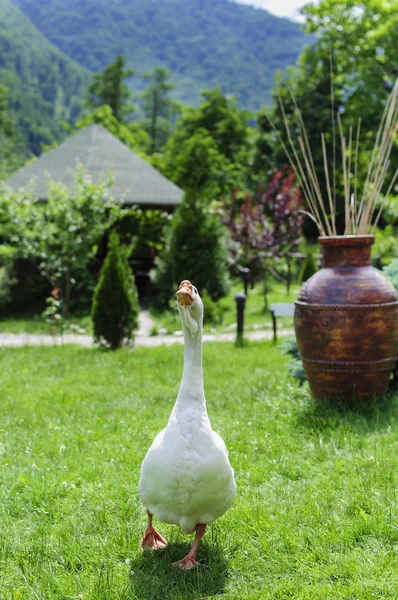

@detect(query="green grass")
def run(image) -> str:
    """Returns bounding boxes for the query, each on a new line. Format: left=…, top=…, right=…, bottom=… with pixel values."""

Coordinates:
left=0, top=315, right=92, bottom=335
left=1, top=342, right=398, bottom=599
left=150, top=280, right=300, bottom=335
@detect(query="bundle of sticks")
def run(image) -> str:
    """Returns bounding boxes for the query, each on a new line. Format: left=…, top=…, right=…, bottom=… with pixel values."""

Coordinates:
left=268, top=78, right=398, bottom=237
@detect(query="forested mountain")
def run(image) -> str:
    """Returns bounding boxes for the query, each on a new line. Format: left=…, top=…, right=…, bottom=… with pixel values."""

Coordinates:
left=13, top=0, right=309, bottom=111
left=0, top=0, right=89, bottom=155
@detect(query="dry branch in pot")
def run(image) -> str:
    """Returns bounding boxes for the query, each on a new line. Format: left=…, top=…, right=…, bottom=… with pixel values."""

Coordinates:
left=268, top=78, right=398, bottom=237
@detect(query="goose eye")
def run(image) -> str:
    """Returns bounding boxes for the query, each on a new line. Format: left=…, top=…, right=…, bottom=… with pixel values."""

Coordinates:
left=193, top=287, right=198, bottom=294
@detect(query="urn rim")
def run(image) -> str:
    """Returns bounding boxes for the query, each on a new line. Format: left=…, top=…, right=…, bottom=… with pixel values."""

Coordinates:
left=318, top=234, right=375, bottom=247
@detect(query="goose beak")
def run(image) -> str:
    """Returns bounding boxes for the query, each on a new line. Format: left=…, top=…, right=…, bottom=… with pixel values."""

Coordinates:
left=176, top=280, right=194, bottom=307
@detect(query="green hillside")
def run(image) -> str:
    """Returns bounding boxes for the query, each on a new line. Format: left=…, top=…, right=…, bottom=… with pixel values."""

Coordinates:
left=0, top=0, right=90, bottom=155
left=13, top=0, right=309, bottom=111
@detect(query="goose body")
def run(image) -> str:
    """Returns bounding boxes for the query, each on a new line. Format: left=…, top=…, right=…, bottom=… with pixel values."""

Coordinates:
left=139, top=398, right=235, bottom=534
left=138, top=280, right=236, bottom=567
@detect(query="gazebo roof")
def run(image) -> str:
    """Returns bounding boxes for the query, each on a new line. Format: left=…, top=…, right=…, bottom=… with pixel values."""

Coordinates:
left=6, top=124, right=183, bottom=208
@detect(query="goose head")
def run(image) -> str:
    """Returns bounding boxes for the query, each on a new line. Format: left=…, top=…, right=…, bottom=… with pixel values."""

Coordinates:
left=176, top=280, right=203, bottom=336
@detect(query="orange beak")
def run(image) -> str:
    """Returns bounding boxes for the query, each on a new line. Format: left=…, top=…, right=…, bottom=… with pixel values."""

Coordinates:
left=176, top=280, right=194, bottom=306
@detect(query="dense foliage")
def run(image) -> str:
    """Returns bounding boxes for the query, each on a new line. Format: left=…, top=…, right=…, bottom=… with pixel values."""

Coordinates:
left=0, top=172, right=124, bottom=314
left=13, top=0, right=308, bottom=110
left=91, top=230, right=139, bottom=349
left=152, top=194, right=229, bottom=305
left=0, top=0, right=89, bottom=157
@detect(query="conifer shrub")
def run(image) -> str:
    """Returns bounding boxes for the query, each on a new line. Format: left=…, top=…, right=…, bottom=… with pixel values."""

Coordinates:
left=91, top=231, right=139, bottom=349
left=201, top=290, right=223, bottom=325
left=298, top=252, right=318, bottom=283
left=152, top=194, right=229, bottom=306
left=383, top=259, right=398, bottom=389
left=280, top=338, right=307, bottom=386
left=383, top=258, right=398, bottom=291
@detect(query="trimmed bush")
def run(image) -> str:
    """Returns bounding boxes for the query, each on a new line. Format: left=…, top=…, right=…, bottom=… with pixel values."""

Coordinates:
left=202, top=290, right=223, bottom=325
left=383, top=259, right=398, bottom=389
left=299, top=252, right=318, bottom=283
left=383, top=258, right=398, bottom=291
left=152, top=194, right=229, bottom=306
left=91, top=231, right=139, bottom=349
left=280, top=337, right=307, bottom=386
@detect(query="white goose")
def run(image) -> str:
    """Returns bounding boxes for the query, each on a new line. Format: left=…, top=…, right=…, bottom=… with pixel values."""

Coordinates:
left=139, top=280, right=236, bottom=570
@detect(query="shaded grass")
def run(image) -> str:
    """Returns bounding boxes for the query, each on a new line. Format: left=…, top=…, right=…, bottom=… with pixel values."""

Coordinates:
left=0, top=342, right=398, bottom=599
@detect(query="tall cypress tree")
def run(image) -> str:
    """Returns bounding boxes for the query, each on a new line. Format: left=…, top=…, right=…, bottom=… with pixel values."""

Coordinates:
left=153, top=194, right=229, bottom=306
left=91, top=231, right=139, bottom=349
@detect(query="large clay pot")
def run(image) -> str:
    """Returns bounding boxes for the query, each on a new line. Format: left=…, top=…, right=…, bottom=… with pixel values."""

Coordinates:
left=294, top=235, right=398, bottom=401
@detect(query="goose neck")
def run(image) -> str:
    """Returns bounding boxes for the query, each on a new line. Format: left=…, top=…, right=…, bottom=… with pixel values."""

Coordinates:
left=176, top=326, right=204, bottom=406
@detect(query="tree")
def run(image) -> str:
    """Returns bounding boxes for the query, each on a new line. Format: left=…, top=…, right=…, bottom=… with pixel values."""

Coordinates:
left=180, top=88, right=250, bottom=161
left=152, top=194, right=229, bottom=305
left=159, top=88, right=250, bottom=196
left=140, top=67, right=179, bottom=153
left=86, top=56, right=135, bottom=122
left=0, top=84, right=23, bottom=178
left=161, top=128, right=233, bottom=196
left=92, top=230, right=139, bottom=349
left=302, top=0, right=398, bottom=127
left=1, top=170, right=126, bottom=315
left=260, top=167, right=303, bottom=259
left=220, top=167, right=303, bottom=292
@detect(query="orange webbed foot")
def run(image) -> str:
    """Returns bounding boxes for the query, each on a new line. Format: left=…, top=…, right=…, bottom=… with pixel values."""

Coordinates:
left=171, top=556, right=200, bottom=570
left=140, top=526, right=168, bottom=550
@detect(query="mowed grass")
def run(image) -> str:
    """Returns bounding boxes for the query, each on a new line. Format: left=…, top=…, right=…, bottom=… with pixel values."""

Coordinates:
left=0, top=315, right=92, bottom=335
left=0, top=343, right=398, bottom=599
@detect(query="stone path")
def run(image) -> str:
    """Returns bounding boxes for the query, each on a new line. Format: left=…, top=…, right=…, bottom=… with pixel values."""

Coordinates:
left=0, top=310, right=294, bottom=348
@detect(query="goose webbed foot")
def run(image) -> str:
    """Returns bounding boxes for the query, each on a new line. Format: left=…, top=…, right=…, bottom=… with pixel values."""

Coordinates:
left=172, top=523, right=206, bottom=570
left=140, top=527, right=168, bottom=550
left=171, top=556, right=200, bottom=571
left=140, top=510, right=168, bottom=550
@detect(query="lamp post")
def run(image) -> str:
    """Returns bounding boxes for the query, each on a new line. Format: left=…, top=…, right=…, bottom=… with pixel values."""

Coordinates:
left=234, top=293, right=246, bottom=346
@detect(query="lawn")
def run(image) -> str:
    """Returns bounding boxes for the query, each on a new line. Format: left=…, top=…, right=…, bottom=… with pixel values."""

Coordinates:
left=1, top=342, right=398, bottom=599
left=0, top=315, right=92, bottom=336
